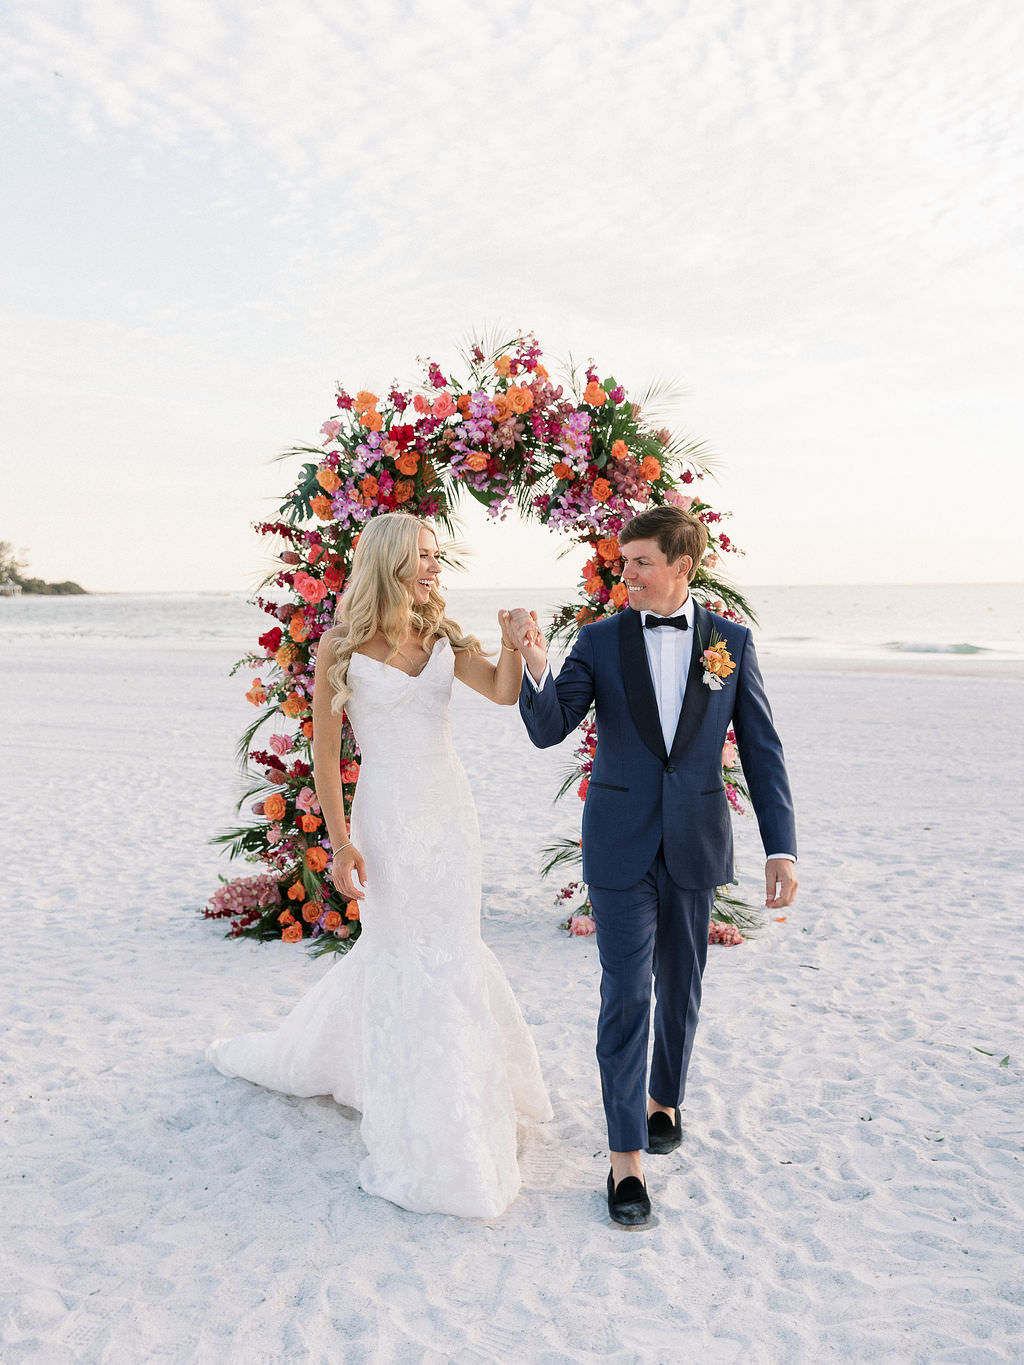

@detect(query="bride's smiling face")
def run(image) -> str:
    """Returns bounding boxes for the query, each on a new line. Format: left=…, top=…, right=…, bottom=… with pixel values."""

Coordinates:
left=405, top=527, right=442, bottom=606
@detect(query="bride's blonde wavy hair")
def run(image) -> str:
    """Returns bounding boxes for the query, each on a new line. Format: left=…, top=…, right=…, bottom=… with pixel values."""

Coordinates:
left=323, top=511, right=485, bottom=714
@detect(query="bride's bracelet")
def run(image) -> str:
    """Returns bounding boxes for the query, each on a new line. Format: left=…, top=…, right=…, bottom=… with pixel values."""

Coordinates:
left=334, top=842, right=352, bottom=855
left=501, top=642, right=519, bottom=653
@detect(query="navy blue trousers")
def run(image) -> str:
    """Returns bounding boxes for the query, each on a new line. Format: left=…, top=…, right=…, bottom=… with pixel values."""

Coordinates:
left=588, top=850, right=715, bottom=1153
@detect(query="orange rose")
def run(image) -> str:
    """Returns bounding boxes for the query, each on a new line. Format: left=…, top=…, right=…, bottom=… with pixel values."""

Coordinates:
left=281, top=691, right=306, bottom=718
left=492, top=394, right=511, bottom=423
left=395, top=451, right=419, bottom=475
left=353, top=390, right=378, bottom=414
left=301, top=719, right=314, bottom=740
left=586, top=575, right=603, bottom=596
left=282, top=922, right=304, bottom=943
left=302, top=900, right=322, bottom=923
left=299, top=813, right=322, bottom=832
left=611, top=440, right=629, bottom=461
left=456, top=394, right=471, bottom=413
left=323, top=910, right=342, bottom=931
left=310, top=495, right=334, bottom=521
left=640, top=455, right=662, bottom=481
left=305, top=846, right=328, bottom=872
left=596, top=536, right=620, bottom=562
left=576, top=606, right=598, bottom=625
left=245, top=680, right=267, bottom=706
left=494, top=354, right=512, bottom=376
left=466, top=452, right=489, bottom=472
left=263, top=792, right=287, bottom=822
left=340, top=761, right=360, bottom=783
left=534, top=364, right=549, bottom=380
left=583, top=381, right=607, bottom=406
left=610, top=582, right=629, bottom=608
left=507, top=385, right=533, bottom=414
left=393, top=480, right=414, bottom=504
left=286, top=881, right=306, bottom=902
left=591, top=478, right=612, bottom=503
left=360, top=409, right=383, bottom=432
left=289, top=613, right=308, bottom=643
left=346, top=900, right=360, bottom=921
left=278, top=909, right=295, bottom=925
left=552, top=461, right=574, bottom=481
left=316, top=467, right=340, bottom=492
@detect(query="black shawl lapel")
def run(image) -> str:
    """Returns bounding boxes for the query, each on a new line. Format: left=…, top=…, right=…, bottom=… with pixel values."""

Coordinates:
left=618, top=608, right=668, bottom=763
left=668, top=601, right=712, bottom=763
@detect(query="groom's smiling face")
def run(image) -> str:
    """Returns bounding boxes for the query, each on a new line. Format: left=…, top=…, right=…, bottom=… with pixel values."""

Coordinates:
left=619, top=538, right=693, bottom=616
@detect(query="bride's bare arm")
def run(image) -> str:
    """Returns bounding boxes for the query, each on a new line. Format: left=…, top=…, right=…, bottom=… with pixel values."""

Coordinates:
left=312, top=631, right=366, bottom=899
left=452, top=610, right=528, bottom=705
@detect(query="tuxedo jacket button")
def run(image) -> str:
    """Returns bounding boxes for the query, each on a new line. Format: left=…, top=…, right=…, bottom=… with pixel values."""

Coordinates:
left=665, top=764, right=675, bottom=773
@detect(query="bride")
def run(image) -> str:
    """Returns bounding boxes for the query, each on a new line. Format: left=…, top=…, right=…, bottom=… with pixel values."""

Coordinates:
left=207, top=512, right=552, bottom=1217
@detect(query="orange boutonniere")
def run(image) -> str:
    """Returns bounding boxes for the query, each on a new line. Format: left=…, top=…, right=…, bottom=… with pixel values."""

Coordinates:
left=698, top=627, right=736, bottom=691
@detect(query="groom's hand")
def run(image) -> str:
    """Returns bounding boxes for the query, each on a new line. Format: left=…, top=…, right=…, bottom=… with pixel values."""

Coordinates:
left=765, top=858, right=798, bottom=909
left=506, top=608, right=547, bottom=681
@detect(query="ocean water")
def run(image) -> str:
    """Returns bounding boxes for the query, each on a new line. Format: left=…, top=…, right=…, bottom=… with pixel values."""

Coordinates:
left=1, top=583, right=1021, bottom=665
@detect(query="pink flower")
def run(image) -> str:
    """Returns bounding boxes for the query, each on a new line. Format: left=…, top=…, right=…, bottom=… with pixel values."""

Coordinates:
left=295, top=785, right=321, bottom=814
left=665, top=490, right=695, bottom=511
left=431, top=392, right=457, bottom=420
left=293, top=571, right=328, bottom=604
left=251, top=800, right=266, bottom=815
left=721, top=741, right=738, bottom=769
left=568, top=914, right=596, bottom=936
left=413, top=394, right=430, bottom=414
left=320, top=419, right=343, bottom=442
left=267, top=823, right=283, bottom=845
left=269, top=733, right=294, bottom=757
left=708, top=922, right=744, bottom=946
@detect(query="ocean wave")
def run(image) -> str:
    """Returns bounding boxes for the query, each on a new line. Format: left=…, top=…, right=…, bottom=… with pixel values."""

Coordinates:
left=885, top=641, right=989, bottom=655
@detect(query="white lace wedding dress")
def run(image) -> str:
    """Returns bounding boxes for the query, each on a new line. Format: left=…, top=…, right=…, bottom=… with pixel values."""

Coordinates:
left=207, top=639, right=552, bottom=1218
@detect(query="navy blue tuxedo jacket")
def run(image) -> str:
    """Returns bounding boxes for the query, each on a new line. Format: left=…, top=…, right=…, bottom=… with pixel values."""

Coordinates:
left=519, top=602, right=796, bottom=891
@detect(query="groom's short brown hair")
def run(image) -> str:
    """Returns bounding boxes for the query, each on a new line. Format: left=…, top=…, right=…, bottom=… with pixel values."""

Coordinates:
left=620, top=505, right=708, bottom=582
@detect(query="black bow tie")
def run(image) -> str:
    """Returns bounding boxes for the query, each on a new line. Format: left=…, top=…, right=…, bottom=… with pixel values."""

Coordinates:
left=644, top=614, right=688, bottom=631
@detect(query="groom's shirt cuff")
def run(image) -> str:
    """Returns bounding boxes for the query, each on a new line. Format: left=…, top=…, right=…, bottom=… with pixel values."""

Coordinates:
left=766, top=854, right=796, bottom=862
left=527, top=663, right=551, bottom=689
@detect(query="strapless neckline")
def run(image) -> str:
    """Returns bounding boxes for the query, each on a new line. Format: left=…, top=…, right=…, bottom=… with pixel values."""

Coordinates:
left=349, top=638, right=448, bottom=680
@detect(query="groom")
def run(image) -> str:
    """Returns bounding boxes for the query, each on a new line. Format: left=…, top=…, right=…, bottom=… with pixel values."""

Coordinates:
left=509, top=505, right=797, bottom=1227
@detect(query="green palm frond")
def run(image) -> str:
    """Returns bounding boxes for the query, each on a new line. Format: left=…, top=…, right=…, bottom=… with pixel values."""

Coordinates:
left=712, top=888, right=764, bottom=937
left=539, top=837, right=584, bottom=878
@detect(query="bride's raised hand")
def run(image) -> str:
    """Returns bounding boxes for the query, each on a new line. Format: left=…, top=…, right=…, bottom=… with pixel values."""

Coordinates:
left=332, top=842, right=367, bottom=901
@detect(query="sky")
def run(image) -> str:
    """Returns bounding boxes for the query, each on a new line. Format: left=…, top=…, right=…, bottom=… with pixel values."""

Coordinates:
left=1, top=0, right=1021, bottom=593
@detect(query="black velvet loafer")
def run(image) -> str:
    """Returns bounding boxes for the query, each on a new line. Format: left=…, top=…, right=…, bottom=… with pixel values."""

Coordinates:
left=646, top=1107, right=682, bottom=1154
left=607, top=1170, right=651, bottom=1226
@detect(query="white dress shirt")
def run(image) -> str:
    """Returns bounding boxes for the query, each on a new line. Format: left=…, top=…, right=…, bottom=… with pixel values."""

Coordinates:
left=639, top=599, right=694, bottom=751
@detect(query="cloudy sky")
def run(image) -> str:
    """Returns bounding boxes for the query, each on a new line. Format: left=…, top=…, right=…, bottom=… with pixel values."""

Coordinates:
left=2, top=0, right=1021, bottom=592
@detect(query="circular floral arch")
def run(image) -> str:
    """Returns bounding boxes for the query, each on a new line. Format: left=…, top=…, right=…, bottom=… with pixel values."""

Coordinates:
left=206, top=334, right=755, bottom=951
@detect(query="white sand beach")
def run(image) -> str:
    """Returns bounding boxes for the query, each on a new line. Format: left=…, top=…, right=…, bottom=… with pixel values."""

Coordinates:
left=2, top=636, right=1022, bottom=1363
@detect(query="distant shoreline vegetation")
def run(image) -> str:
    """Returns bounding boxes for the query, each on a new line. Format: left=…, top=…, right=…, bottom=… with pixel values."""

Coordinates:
left=0, top=541, right=86, bottom=596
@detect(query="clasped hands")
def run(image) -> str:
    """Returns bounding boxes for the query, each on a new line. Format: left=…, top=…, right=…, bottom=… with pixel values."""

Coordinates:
left=499, top=608, right=548, bottom=681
